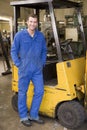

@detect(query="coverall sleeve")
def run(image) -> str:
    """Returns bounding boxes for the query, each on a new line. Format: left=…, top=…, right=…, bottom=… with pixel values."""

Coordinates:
left=41, top=36, right=47, bottom=66
left=11, top=33, right=21, bottom=67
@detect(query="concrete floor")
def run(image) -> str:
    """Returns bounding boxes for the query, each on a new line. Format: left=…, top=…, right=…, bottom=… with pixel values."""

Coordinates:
left=0, top=59, right=87, bottom=130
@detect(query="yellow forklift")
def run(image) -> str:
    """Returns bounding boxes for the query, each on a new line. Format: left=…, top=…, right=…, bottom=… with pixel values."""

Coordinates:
left=10, top=0, right=87, bottom=129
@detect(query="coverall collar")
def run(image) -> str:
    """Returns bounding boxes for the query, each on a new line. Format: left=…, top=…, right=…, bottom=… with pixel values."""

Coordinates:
left=25, top=29, right=38, bottom=39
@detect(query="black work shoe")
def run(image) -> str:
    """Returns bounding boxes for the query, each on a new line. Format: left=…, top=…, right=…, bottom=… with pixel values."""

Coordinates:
left=29, top=117, right=44, bottom=124
left=33, top=118, right=44, bottom=124
left=21, top=119, right=32, bottom=127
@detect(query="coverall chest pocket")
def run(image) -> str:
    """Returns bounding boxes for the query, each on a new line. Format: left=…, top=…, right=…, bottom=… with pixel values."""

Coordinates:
left=21, top=40, right=31, bottom=56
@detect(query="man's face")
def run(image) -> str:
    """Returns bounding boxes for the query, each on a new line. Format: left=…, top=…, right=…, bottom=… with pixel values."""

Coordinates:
left=27, top=17, right=38, bottom=31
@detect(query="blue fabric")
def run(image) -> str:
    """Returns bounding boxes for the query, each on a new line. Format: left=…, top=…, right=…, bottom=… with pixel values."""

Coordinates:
left=11, top=29, right=47, bottom=119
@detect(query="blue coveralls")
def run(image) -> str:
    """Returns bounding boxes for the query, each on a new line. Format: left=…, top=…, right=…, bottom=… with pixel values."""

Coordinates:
left=11, top=29, right=47, bottom=121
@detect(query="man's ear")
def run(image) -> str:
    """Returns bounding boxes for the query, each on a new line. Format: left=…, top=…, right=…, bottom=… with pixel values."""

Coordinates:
left=27, top=20, right=28, bottom=25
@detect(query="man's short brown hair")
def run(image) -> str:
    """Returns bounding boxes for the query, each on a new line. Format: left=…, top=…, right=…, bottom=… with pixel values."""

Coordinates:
left=27, top=14, right=38, bottom=21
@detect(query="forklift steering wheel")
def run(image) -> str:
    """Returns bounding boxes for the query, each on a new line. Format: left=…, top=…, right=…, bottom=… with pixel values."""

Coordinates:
left=60, top=38, right=72, bottom=46
left=60, top=38, right=74, bottom=60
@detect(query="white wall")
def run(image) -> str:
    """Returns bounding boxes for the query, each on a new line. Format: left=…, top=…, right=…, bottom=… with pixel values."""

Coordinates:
left=83, top=0, right=87, bottom=15
left=0, top=0, right=13, bottom=17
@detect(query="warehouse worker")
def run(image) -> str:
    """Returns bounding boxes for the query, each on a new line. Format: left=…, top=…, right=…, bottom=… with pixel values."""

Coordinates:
left=11, top=14, right=47, bottom=127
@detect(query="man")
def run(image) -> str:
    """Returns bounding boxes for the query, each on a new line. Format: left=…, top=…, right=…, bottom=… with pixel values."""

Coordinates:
left=11, top=14, right=47, bottom=127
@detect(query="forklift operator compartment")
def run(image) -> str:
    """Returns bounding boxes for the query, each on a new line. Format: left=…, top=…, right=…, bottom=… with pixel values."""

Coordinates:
left=10, top=0, right=83, bottom=86
left=10, top=0, right=87, bottom=129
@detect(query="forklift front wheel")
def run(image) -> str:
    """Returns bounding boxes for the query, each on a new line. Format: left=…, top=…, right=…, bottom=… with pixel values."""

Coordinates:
left=11, top=94, right=18, bottom=112
left=57, top=101, right=86, bottom=129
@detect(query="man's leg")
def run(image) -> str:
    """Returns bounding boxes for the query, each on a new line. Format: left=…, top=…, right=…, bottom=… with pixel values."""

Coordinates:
left=29, top=70, right=44, bottom=119
left=18, top=75, right=30, bottom=120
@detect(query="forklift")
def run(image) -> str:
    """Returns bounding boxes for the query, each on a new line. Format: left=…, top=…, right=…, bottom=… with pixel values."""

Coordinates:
left=10, top=0, right=87, bottom=129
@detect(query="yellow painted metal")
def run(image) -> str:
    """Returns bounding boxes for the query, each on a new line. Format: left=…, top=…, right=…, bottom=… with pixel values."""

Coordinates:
left=84, top=51, right=87, bottom=108
left=56, top=57, right=85, bottom=97
left=12, top=57, right=85, bottom=117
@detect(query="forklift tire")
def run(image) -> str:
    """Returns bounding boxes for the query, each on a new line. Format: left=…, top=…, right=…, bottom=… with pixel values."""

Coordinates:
left=11, top=94, right=18, bottom=112
left=57, top=101, right=85, bottom=129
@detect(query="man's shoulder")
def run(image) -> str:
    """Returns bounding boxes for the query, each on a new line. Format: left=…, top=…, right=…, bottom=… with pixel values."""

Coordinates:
left=16, top=29, right=26, bottom=35
left=37, top=30, right=45, bottom=38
